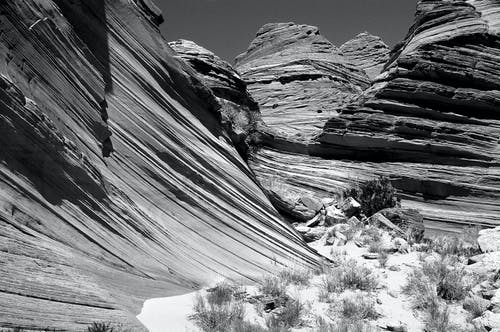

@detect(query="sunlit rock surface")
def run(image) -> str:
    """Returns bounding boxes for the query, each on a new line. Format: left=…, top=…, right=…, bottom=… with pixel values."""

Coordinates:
left=234, top=2, right=500, bottom=232
left=235, top=23, right=371, bottom=144
left=340, top=32, right=390, bottom=80
left=169, top=39, right=261, bottom=158
left=0, top=1, right=319, bottom=330
left=316, top=0, right=500, bottom=229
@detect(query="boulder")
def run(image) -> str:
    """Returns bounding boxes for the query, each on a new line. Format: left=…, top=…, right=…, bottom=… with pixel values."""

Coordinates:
left=474, top=311, right=500, bottom=331
left=322, top=197, right=336, bottom=207
left=340, top=197, right=361, bottom=217
left=325, top=205, right=348, bottom=225
left=379, top=208, right=425, bottom=241
left=478, top=227, right=500, bottom=253
left=300, top=196, right=324, bottom=213
left=303, top=227, right=328, bottom=242
left=468, top=252, right=500, bottom=274
left=369, top=213, right=405, bottom=236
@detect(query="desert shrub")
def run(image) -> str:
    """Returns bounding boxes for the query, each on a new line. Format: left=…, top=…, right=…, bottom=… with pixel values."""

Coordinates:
left=378, top=251, right=389, bottom=268
left=344, top=176, right=397, bottom=216
left=336, top=293, right=378, bottom=321
left=277, top=299, right=303, bottom=328
left=87, top=323, right=114, bottom=332
left=231, top=321, right=268, bottom=332
left=189, top=288, right=245, bottom=332
left=316, top=317, right=377, bottom=332
left=423, top=256, right=473, bottom=301
left=367, top=241, right=382, bottom=254
left=403, top=269, right=439, bottom=310
left=320, top=259, right=378, bottom=300
left=361, top=226, right=382, bottom=246
left=329, top=249, right=347, bottom=267
left=463, top=295, right=489, bottom=319
left=265, top=299, right=302, bottom=331
left=404, top=254, right=474, bottom=314
left=278, top=267, right=310, bottom=286
left=427, top=234, right=481, bottom=258
left=265, top=316, right=290, bottom=332
left=259, top=275, right=287, bottom=298
left=425, top=300, right=453, bottom=332
left=207, top=282, right=234, bottom=305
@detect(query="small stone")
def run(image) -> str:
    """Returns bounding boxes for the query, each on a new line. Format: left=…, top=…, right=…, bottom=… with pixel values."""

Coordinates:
left=295, top=226, right=311, bottom=234
left=388, top=290, right=399, bottom=298
left=347, top=216, right=361, bottom=225
left=362, top=253, right=379, bottom=260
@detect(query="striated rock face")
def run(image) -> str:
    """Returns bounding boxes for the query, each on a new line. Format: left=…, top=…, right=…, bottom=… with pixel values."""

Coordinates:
left=235, top=23, right=371, bottom=143
left=0, top=1, right=319, bottom=330
left=169, top=39, right=261, bottom=158
left=316, top=0, right=500, bottom=229
left=229, top=2, right=500, bottom=233
left=340, top=32, right=390, bottom=80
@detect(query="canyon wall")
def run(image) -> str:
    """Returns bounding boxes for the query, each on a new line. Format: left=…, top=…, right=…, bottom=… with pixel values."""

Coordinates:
left=0, top=1, right=318, bottom=330
left=231, top=1, right=500, bottom=231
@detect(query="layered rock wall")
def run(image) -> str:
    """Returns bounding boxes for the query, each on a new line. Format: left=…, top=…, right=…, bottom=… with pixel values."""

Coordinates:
left=0, top=1, right=318, bottom=330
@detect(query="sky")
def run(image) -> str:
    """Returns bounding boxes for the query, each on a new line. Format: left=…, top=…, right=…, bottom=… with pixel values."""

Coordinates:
left=156, top=0, right=418, bottom=63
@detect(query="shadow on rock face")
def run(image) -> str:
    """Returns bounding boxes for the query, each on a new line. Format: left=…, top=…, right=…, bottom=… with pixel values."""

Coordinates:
left=53, top=0, right=112, bottom=93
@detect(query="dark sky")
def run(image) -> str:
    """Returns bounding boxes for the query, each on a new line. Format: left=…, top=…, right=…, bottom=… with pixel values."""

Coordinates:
left=156, top=0, right=418, bottom=63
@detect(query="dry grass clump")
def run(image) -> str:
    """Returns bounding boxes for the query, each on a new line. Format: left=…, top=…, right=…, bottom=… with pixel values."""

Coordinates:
left=265, top=299, right=303, bottom=331
left=316, top=316, right=377, bottom=332
left=463, top=295, right=489, bottom=319
left=189, top=283, right=245, bottom=332
left=278, top=267, right=311, bottom=286
left=425, top=299, right=454, bottom=332
left=426, top=229, right=481, bottom=258
left=377, top=251, right=389, bottom=268
left=259, top=275, right=287, bottom=298
left=231, top=321, right=268, bottom=332
left=336, top=293, right=378, bottom=321
left=320, top=259, right=378, bottom=301
left=361, top=226, right=382, bottom=246
left=87, top=323, right=115, bottom=332
left=422, top=255, right=473, bottom=301
left=404, top=254, right=474, bottom=308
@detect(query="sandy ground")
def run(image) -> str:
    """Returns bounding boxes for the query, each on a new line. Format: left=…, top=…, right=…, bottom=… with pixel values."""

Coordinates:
left=137, top=293, right=198, bottom=332
left=136, top=240, right=471, bottom=332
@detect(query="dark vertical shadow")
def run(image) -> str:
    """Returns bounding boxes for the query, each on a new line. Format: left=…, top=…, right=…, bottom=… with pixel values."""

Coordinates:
left=53, top=0, right=114, bottom=157
left=53, top=0, right=112, bottom=93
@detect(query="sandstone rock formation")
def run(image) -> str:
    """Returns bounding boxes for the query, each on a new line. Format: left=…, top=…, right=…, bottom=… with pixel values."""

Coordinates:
left=169, top=39, right=261, bottom=158
left=317, top=0, right=500, bottom=230
left=340, top=32, right=390, bottom=80
left=235, top=23, right=371, bottom=144
left=233, top=2, right=500, bottom=233
left=0, top=1, right=319, bottom=330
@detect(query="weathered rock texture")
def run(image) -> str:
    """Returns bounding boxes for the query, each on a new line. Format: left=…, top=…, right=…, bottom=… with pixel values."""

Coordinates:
left=169, top=39, right=261, bottom=157
left=235, top=23, right=371, bottom=143
left=236, top=2, right=500, bottom=233
left=0, top=1, right=319, bottom=330
left=340, top=32, right=390, bottom=80
left=316, top=0, right=500, bottom=229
